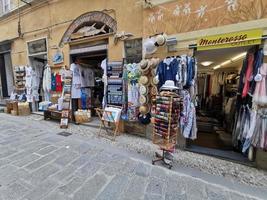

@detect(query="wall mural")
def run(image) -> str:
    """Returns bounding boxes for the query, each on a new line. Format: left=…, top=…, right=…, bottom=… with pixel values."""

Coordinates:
left=144, top=0, right=267, bottom=36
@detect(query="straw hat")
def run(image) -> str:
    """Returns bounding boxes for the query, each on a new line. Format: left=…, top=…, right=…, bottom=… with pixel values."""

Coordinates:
left=139, top=85, right=148, bottom=95
left=139, top=60, right=150, bottom=73
left=151, top=86, right=158, bottom=96
left=139, top=75, right=149, bottom=85
left=143, top=38, right=157, bottom=55
left=155, top=34, right=167, bottom=46
left=139, top=105, right=150, bottom=114
left=160, top=80, right=178, bottom=90
left=151, top=67, right=158, bottom=76
left=151, top=76, right=159, bottom=85
left=139, top=95, right=148, bottom=104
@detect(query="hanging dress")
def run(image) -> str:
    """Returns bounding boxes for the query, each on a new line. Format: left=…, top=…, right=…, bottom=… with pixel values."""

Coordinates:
left=253, top=63, right=267, bottom=106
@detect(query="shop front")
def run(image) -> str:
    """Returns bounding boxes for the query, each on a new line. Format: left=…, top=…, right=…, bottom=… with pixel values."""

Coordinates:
left=1, top=0, right=267, bottom=169
left=185, top=29, right=266, bottom=166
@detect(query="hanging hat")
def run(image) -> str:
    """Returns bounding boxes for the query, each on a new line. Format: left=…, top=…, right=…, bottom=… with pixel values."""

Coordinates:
left=144, top=38, right=157, bottom=55
left=155, top=34, right=167, bottom=46
left=139, top=105, right=150, bottom=114
left=151, top=67, right=158, bottom=76
left=263, top=40, right=267, bottom=56
left=139, top=60, right=150, bottom=73
left=139, top=95, right=148, bottom=104
left=139, top=75, right=149, bottom=85
left=139, top=59, right=148, bottom=70
left=161, top=80, right=178, bottom=90
left=151, top=86, right=158, bottom=96
left=152, top=76, right=159, bottom=85
left=139, top=85, right=148, bottom=95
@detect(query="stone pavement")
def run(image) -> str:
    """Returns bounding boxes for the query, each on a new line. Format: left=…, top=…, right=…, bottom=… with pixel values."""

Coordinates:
left=0, top=113, right=266, bottom=200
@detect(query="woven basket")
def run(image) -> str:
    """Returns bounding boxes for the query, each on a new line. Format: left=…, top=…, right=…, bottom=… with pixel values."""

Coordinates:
left=74, top=110, right=91, bottom=124
left=18, top=103, right=30, bottom=116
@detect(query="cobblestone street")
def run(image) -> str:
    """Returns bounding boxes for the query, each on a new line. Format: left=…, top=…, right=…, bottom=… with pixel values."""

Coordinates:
left=0, top=113, right=266, bottom=200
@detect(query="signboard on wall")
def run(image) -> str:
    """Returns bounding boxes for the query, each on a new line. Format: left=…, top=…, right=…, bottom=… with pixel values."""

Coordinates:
left=197, top=29, right=263, bottom=51
left=28, top=38, right=47, bottom=55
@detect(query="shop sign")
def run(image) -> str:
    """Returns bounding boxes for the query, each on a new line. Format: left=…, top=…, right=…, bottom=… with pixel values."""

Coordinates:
left=52, top=51, right=64, bottom=64
left=28, top=38, right=47, bottom=55
left=197, top=29, right=263, bottom=51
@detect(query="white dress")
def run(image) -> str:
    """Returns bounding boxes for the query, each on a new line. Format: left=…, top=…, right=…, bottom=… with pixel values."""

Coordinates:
left=70, top=63, right=82, bottom=99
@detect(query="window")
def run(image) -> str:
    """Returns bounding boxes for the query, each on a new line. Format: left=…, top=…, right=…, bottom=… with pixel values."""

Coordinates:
left=2, top=0, right=10, bottom=13
left=27, top=38, right=47, bottom=56
left=124, top=39, right=142, bottom=64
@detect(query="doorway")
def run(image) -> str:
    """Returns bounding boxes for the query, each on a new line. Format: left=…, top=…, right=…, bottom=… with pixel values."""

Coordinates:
left=28, top=54, right=47, bottom=111
left=70, top=49, right=107, bottom=118
left=187, top=46, right=258, bottom=164
left=0, top=53, right=13, bottom=98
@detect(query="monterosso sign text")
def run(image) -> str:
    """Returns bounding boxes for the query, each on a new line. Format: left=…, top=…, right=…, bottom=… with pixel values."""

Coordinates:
left=197, top=29, right=263, bottom=51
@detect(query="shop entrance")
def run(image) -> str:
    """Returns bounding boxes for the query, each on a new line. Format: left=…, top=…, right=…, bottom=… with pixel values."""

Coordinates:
left=70, top=48, right=107, bottom=118
left=187, top=45, right=258, bottom=163
left=0, top=53, right=13, bottom=98
left=28, top=54, right=47, bottom=112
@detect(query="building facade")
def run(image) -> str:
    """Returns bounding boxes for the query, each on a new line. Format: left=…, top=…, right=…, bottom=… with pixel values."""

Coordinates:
left=0, top=0, right=267, bottom=169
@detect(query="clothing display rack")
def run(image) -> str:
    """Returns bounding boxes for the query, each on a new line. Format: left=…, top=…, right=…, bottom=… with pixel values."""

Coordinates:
left=152, top=91, right=181, bottom=169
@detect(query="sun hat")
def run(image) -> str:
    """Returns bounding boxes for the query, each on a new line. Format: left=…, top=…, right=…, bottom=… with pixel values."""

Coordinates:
left=263, top=39, right=267, bottom=56
left=139, top=85, right=148, bottom=95
left=151, top=67, right=158, bottom=76
left=139, top=105, right=150, bottom=114
left=155, top=34, right=167, bottom=46
left=144, top=38, right=157, bottom=55
left=139, top=59, right=148, bottom=70
left=139, top=60, right=150, bottom=73
left=151, top=76, right=159, bottom=85
left=151, top=86, right=158, bottom=96
left=139, top=95, right=148, bottom=104
left=139, top=75, right=149, bottom=85
left=160, top=80, right=178, bottom=90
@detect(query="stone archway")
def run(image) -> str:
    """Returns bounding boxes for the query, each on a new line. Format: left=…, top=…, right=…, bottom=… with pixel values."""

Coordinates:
left=59, top=11, right=117, bottom=47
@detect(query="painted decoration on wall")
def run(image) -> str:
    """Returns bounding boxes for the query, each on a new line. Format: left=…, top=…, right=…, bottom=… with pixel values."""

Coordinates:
left=59, top=11, right=117, bottom=47
left=144, top=0, right=267, bottom=36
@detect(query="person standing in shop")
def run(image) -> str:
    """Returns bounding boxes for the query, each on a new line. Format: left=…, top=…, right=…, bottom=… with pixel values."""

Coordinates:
left=70, top=57, right=82, bottom=118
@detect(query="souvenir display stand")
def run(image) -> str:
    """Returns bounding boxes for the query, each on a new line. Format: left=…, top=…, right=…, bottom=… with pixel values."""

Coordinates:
left=95, top=61, right=124, bottom=140
left=5, top=66, right=31, bottom=116
left=106, top=61, right=124, bottom=106
left=152, top=91, right=181, bottom=169
left=60, top=72, right=73, bottom=128
left=43, top=68, right=73, bottom=127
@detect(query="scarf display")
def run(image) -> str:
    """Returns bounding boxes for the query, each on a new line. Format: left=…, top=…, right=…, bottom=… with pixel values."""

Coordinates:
left=233, top=47, right=267, bottom=152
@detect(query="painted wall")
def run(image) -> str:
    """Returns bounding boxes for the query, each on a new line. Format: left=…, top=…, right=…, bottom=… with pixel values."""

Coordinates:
left=0, top=0, right=143, bottom=65
left=144, top=0, right=267, bottom=36
left=1, top=0, right=267, bottom=66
